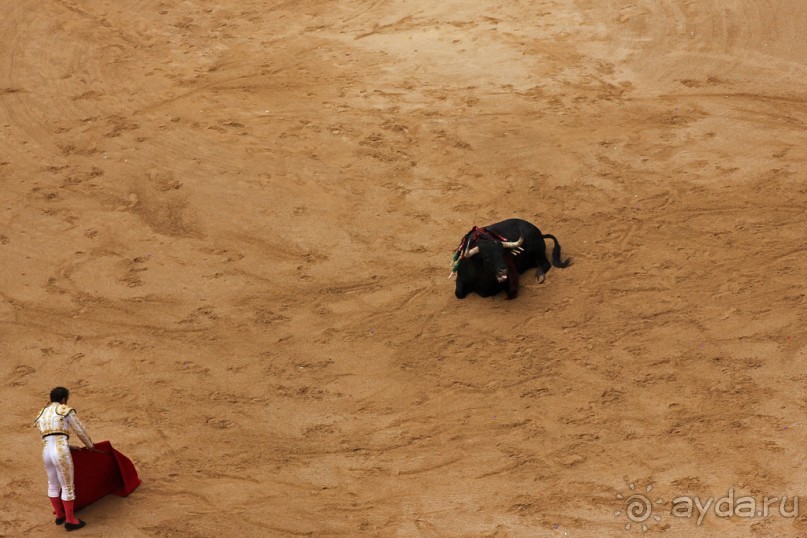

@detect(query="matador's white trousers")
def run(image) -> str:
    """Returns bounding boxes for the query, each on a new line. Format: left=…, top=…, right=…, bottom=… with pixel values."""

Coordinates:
left=42, top=435, right=75, bottom=501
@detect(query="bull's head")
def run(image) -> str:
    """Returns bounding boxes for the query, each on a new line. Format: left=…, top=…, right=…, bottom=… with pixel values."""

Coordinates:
left=463, top=236, right=523, bottom=282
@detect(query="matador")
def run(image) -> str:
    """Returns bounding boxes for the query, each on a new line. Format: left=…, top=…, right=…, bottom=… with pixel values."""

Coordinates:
left=34, top=386, right=93, bottom=531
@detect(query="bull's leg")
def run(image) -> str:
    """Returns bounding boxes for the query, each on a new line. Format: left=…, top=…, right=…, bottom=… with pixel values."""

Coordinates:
left=455, top=282, right=467, bottom=299
left=534, top=251, right=551, bottom=283
left=506, top=272, right=519, bottom=299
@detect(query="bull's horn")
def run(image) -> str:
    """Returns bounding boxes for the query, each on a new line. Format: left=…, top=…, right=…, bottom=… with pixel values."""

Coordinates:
left=502, top=236, right=524, bottom=249
left=465, top=246, right=479, bottom=257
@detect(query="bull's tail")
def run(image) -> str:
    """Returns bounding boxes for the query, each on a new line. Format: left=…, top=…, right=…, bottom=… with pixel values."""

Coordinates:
left=543, top=234, right=573, bottom=268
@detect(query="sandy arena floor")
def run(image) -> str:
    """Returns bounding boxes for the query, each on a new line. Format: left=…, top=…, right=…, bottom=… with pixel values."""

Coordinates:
left=1, top=1, right=806, bottom=536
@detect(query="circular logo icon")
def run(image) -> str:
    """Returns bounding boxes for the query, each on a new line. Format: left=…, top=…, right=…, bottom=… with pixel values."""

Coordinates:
left=624, top=493, right=653, bottom=523
left=615, top=483, right=663, bottom=532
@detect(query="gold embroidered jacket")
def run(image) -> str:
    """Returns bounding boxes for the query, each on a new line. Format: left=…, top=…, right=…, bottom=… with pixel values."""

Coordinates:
left=34, top=402, right=94, bottom=447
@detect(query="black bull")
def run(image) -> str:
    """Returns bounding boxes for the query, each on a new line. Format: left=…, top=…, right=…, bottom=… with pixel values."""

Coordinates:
left=453, top=218, right=573, bottom=299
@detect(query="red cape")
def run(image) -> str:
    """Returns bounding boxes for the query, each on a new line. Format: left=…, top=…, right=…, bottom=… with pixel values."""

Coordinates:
left=70, top=441, right=141, bottom=510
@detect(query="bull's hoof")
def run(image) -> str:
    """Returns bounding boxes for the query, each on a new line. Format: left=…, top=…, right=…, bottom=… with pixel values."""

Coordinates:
left=536, top=273, right=546, bottom=284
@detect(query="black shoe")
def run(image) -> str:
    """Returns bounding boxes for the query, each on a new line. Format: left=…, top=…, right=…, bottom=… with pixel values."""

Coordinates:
left=65, top=520, right=86, bottom=531
left=55, top=517, right=66, bottom=525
